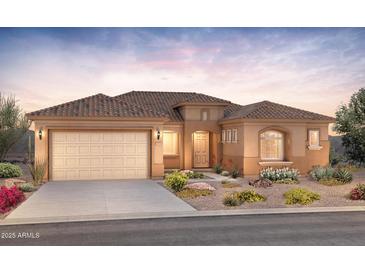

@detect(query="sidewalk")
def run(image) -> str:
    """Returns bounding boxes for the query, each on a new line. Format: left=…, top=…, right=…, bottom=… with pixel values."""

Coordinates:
left=2, top=205, right=365, bottom=226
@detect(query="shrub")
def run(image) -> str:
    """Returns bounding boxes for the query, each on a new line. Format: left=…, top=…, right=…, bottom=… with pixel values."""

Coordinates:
left=309, top=166, right=335, bottom=181
left=223, top=190, right=266, bottom=206
left=350, top=184, right=365, bottom=200
left=177, top=188, right=213, bottom=199
left=260, top=167, right=299, bottom=182
left=318, top=178, right=345, bottom=186
left=221, top=181, right=241, bottom=188
left=0, top=163, right=23, bottom=178
left=223, top=193, right=241, bottom=206
left=164, top=171, right=188, bottom=192
left=333, top=168, right=353, bottom=183
left=28, top=159, right=47, bottom=185
left=284, top=188, right=320, bottom=205
left=18, top=183, right=36, bottom=192
left=0, top=186, right=25, bottom=213
left=273, top=178, right=299, bottom=184
left=213, top=164, right=222, bottom=174
left=231, top=168, right=240, bottom=178
left=236, top=190, right=266, bottom=203
left=221, top=170, right=229, bottom=176
left=192, top=172, right=204, bottom=179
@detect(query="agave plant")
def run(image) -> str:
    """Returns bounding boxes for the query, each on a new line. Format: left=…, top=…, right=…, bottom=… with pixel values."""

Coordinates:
left=334, top=168, right=353, bottom=183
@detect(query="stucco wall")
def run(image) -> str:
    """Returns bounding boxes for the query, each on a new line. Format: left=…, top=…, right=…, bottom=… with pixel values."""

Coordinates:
left=221, top=123, right=244, bottom=174
left=241, top=121, right=330, bottom=175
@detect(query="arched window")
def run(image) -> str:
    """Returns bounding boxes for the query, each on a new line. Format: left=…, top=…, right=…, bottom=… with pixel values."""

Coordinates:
left=260, top=130, right=284, bottom=160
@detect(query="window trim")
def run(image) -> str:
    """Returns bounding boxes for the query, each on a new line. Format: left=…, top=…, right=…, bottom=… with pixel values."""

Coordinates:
left=201, top=109, right=209, bottom=121
left=232, top=129, right=238, bottom=143
left=226, top=129, right=232, bottom=143
left=163, top=131, right=179, bottom=156
left=221, top=130, right=226, bottom=143
left=260, top=130, right=284, bottom=161
left=308, top=129, right=322, bottom=150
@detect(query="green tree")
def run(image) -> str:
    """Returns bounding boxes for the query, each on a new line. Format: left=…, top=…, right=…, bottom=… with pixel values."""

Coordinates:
left=0, top=93, right=29, bottom=162
left=334, top=88, right=365, bottom=164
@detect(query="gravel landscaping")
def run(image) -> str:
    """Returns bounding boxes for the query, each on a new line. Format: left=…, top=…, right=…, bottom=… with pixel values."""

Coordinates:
left=167, top=171, right=365, bottom=210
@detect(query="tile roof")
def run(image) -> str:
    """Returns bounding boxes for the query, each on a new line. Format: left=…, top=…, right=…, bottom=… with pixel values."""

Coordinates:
left=27, top=91, right=335, bottom=122
left=114, top=91, right=231, bottom=121
left=224, top=100, right=335, bottom=121
left=27, top=93, right=167, bottom=119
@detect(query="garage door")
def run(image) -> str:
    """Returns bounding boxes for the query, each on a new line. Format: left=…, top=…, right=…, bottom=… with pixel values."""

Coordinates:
left=50, top=131, right=149, bottom=180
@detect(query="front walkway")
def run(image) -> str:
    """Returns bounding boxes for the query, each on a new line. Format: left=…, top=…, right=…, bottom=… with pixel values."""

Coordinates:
left=6, top=180, right=195, bottom=220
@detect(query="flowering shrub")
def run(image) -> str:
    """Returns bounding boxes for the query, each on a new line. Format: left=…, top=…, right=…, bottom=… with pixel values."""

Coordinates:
left=0, top=186, right=25, bottom=213
left=260, top=167, right=299, bottom=182
left=284, top=188, right=320, bottom=205
left=164, top=171, right=188, bottom=192
left=350, top=184, right=365, bottom=200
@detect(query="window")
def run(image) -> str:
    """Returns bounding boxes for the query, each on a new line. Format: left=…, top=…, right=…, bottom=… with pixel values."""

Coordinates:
left=226, top=129, right=232, bottom=143
left=221, top=130, right=226, bottom=143
left=202, top=110, right=208, bottom=121
left=308, top=129, right=320, bottom=147
left=232, top=129, right=238, bottom=143
left=163, top=131, right=179, bottom=155
left=260, top=130, right=284, bottom=160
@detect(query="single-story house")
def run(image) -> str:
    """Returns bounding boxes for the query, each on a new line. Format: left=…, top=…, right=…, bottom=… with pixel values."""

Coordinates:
left=26, top=91, right=335, bottom=181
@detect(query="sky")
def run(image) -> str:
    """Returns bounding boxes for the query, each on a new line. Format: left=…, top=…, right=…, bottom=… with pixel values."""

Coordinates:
left=0, top=28, right=364, bottom=120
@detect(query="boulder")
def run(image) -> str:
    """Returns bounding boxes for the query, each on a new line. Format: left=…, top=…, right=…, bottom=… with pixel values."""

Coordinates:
left=3, top=178, right=27, bottom=188
left=185, top=182, right=216, bottom=191
left=248, top=178, right=273, bottom=188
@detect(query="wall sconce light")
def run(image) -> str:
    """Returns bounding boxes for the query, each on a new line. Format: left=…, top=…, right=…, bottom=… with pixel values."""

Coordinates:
left=38, top=128, right=43, bottom=140
left=156, top=128, right=161, bottom=140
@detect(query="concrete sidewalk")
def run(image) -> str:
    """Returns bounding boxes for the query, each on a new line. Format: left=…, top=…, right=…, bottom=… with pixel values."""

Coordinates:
left=2, top=205, right=365, bottom=226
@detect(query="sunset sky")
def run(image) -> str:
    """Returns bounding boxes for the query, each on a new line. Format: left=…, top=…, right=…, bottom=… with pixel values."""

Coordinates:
left=0, top=28, right=364, bottom=119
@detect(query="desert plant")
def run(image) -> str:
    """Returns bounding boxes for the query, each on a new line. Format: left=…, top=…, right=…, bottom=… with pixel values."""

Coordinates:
left=350, top=184, right=365, bottom=200
left=28, top=159, right=47, bottom=186
left=0, top=93, right=30, bottom=162
left=164, top=171, right=188, bottom=192
left=221, top=170, right=229, bottom=176
left=176, top=188, right=213, bottom=199
left=0, top=162, right=22, bottom=178
left=223, top=192, right=241, bottom=206
left=284, top=188, right=320, bottom=205
left=191, top=172, right=204, bottom=179
left=333, top=168, right=353, bottom=183
left=309, top=166, right=335, bottom=181
left=260, top=167, right=299, bottom=182
left=318, top=178, right=344, bottom=186
left=213, top=164, right=223, bottom=174
left=231, top=168, right=240, bottom=178
left=221, top=180, right=241, bottom=188
left=273, top=178, right=299, bottom=184
left=0, top=185, right=25, bottom=213
left=236, top=190, right=266, bottom=203
left=18, top=183, right=36, bottom=192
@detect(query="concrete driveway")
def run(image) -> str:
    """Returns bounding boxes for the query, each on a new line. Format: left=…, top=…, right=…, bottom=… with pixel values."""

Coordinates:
left=7, top=180, right=195, bottom=220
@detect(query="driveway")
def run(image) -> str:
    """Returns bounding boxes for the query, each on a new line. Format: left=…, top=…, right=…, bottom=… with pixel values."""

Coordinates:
left=6, top=180, right=195, bottom=220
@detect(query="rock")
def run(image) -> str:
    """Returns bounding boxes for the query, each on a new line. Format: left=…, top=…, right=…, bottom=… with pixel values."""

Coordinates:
left=3, top=178, right=27, bottom=188
left=248, top=178, right=273, bottom=188
left=186, top=182, right=216, bottom=191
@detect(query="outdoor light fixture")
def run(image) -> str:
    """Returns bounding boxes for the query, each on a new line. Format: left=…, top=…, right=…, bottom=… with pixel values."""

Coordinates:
left=38, top=128, right=43, bottom=140
left=156, top=128, right=161, bottom=140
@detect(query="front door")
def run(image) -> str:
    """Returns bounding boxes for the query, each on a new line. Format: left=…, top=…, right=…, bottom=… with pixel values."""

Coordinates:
left=193, top=131, right=209, bottom=168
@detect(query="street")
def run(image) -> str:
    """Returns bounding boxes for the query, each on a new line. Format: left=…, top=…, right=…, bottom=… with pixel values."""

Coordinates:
left=1, top=211, right=365, bottom=245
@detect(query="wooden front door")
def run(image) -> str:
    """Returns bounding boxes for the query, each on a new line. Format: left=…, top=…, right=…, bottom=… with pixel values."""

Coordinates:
left=193, top=131, right=209, bottom=168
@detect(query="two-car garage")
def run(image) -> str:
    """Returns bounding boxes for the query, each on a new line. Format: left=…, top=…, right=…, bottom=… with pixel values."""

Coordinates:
left=49, top=131, right=150, bottom=181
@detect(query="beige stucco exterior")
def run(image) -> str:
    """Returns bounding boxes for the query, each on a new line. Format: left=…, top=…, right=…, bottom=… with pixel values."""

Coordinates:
left=30, top=105, right=332, bottom=181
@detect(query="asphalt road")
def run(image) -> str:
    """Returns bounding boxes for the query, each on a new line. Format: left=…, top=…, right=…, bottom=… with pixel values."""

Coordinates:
left=1, top=211, right=365, bottom=245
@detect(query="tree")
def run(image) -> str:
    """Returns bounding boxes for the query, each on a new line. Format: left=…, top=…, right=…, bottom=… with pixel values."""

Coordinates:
left=334, top=88, right=365, bottom=164
left=0, top=93, right=29, bottom=162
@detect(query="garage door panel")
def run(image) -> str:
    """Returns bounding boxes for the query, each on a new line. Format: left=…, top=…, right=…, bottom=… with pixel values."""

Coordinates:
left=51, top=131, right=149, bottom=180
